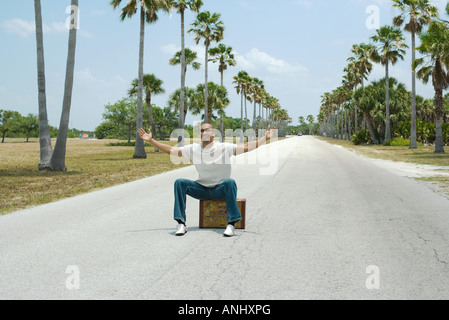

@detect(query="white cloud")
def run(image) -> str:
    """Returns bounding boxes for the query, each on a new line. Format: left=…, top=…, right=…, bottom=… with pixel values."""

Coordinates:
left=43, top=21, right=68, bottom=35
left=2, top=19, right=35, bottom=38
left=162, top=45, right=308, bottom=79
left=297, top=0, right=312, bottom=8
left=2, top=18, right=93, bottom=38
left=235, top=48, right=308, bottom=77
left=161, top=43, right=205, bottom=61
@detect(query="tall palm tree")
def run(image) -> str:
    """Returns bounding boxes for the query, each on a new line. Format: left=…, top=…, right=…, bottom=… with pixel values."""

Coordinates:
left=209, top=43, right=236, bottom=139
left=348, top=43, right=376, bottom=131
left=353, top=86, right=380, bottom=144
left=170, top=0, right=203, bottom=133
left=111, top=0, right=170, bottom=159
left=168, top=86, right=195, bottom=124
left=233, top=71, right=249, bottom=141
left=34, top=0, right=52, bottom=170
left=169, top=48, right=201, bottom=74
left=209, top=44, right=236, bottom=87
left=393, top=0, right=438, bottom=149
left=414, top=20, right=449, bottom=153
left=343, top=62, right=359, bottom=135
left=249, top=77, right=263, bottom=138
left=188, top=11, right=224, bottom=123
left=47, top=0, right=78, bottom=171
left=190, top=82, right=229, bottom=122
left=129, top=74, right=165, bottom=152
left=371, top=25, right=408, bottom=143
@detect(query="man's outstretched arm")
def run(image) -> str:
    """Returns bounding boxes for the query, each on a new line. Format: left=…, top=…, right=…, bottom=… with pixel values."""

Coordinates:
left=234, top=125, right=276, bottom=156
left=138, top=128, right=183, bottom=157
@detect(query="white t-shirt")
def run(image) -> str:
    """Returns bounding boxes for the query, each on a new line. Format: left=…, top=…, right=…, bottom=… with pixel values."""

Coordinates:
left=180, top=142, right=237, bottom=188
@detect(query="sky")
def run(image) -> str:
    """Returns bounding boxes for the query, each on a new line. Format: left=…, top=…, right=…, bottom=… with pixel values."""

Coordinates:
left=1, top=0, right=448, bottom=131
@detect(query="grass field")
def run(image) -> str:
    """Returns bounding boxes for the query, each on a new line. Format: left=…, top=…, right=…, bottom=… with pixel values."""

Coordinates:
left=0, top=136, right=284, bottom=215
left=0, top=138, right=188, bottom=215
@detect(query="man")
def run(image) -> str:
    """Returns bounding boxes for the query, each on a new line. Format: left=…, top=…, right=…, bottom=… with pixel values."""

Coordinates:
left=138, top=123, right=275, bottom=237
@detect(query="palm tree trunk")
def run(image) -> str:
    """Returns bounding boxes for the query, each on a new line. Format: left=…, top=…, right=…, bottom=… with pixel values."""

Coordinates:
left=220, top=70, right=224, bottom=142
left=48, top=0, right=78, bottom=171
left=410, top=31, right=418, bottom=149
left=34, top=0, right=52, bottom=170
left=336, top=108, right=340, bottom=139
left=348, top=113, right=352, bottom=141
left=252, top=99, right=257, bottom=140
left=204, top=44, right=209, bottom=123
left=133, top=4, right=147, bottom=159
left=364, top=111, right=379, bottom=144
left=244, top=92, right=248, bottom=131
left=385, top=62, right=391, bottom=143
left=146, top=95, right=159, bottom=152
left=434, top=88, right=445, bottom=153
left=178, top=8, right=186, bottom=146
left=354, top=85, right=358, bottom=132
left=240, top=90, right=244, bottom=142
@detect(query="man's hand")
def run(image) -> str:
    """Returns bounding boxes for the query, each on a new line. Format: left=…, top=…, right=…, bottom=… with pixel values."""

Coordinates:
left=138, top=128, right=153, bottom=143
left=265, top=125, right=276, bottom=141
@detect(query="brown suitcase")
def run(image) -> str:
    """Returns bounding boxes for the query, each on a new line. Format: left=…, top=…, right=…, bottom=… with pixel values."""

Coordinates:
left=199, top=199, right=246, bottom=229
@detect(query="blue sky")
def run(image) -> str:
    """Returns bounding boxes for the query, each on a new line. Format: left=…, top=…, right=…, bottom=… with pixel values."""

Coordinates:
left=1, top=0, right=448, bottom=131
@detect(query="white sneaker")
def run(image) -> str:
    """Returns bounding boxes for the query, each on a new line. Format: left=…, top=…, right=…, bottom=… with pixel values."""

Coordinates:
left=223, top=224, right=235, bottom=237
left=175, top=223, right=187, bottom=236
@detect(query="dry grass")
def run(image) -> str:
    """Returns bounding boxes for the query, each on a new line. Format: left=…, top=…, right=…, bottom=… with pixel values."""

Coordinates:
left=0, top=136, right=288, bottom=215
left=315, top=136, right=449, bottom=197
left=315, top=136, right=449, bottom=167
left=0, top=138, right=188, bottom=215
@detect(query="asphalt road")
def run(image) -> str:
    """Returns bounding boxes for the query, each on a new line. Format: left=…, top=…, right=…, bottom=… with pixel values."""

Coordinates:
left=1, top=136, right=449, bottom=300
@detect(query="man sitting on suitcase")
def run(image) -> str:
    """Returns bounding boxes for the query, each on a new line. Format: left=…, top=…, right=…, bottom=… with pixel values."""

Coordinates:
left=138, top=123, right=275, bottom=237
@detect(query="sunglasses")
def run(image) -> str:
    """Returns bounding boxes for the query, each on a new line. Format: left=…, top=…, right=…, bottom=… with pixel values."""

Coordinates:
left=201, top=128, right=213, bottom=133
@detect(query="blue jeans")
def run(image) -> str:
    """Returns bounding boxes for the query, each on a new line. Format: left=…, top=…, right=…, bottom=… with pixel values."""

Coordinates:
left=174, top=178, right=242, bottom=225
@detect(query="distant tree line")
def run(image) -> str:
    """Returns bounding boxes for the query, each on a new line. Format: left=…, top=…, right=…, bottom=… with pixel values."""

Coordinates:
left=319, top=0, right=449, bottom=152
left=0, top=109, right=93, bottom=143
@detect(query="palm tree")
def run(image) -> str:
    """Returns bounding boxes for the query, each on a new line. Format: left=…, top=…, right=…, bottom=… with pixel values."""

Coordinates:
left=307, top=115, right=315, bottom=135
left=343, top=62, right=359, bottom=135
left=353, top=86, right=380, bottom=144
left=393, top=0, right=438, bottom=149
left=249, top=77, right=263, bottom=139
left=347, top=43, right=376, bottom=132
left=111, top=0, right=170, bottom=159
left=168, top=86, right=195, bottom=124
left=129, top=74, right=165, bottom=152
left=169, top=48, right=201, bottom=74
left=209, top=44, right=236, bottom=87
left=414, top=20, right=449, bottom=153
left=170, top=0, right=203, bottom=133
left=371, top=25, right=408, bottom=143
left=34, top=0, right=52, bottom=170
left=233, top=71, right=249, bottom=141
left=209, top=43, right=236, bottom=139
left=47, top=0, right=78, bottom=171
left=188, top=11, right=224, bottom=123
left=190, top=82, right=229, bottom=123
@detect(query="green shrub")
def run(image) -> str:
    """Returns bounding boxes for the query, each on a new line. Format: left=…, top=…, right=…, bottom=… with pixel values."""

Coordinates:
left=383, top=138, right=423, bottom=147
left=106, top=141, right=152, bottom=147
left=351, top=130, right=372, bottom=145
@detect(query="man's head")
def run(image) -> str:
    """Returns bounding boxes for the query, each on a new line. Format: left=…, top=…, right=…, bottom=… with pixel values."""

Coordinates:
left=200, top=123, right=215, bottom=144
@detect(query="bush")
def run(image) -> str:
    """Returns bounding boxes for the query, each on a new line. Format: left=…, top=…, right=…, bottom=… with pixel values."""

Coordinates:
left=106, top=141, right=152, bottom=147
left=383, top=138, right=423, bottom=147
left=351, top=130, right=372, bottom=145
